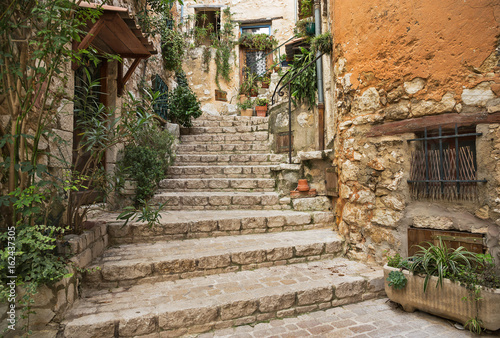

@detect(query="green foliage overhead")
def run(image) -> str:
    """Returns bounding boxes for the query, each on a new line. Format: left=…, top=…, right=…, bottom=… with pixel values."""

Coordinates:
left=288, top=47, right=317, bottom=107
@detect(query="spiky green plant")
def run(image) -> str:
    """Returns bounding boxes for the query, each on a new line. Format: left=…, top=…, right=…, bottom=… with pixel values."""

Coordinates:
left=409, top=238, right=480, bottom=292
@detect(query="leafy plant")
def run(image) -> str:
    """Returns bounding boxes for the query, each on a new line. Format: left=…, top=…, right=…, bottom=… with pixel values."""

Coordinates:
left=162, top=28, right=186, bottom=71
left=238, top=33, right=278, bottom=51
left=408, top=239, right=480, bottom=292
left=311, top=32, right=333, bottom=55
left=255, top=98, right=269, bottom=106
left=387, top=253, right=403, bottom=268
left=202, top=46, right=212, bottom=72
left=237, top=99, right=255, bottom=111
left=295, top=18, right=314, bottom=37
left=240, top=69, right=259, bottom=96
left=117, top=200, right=166, bottom=228
left=464, top=317, right=483, bottom=335
left=167, top=71, right=203, bottom=127
left=287, top=47, right=317, bottom=106
left=212, top=8, right=236, bottom=88
left=299, top=0, right=313, bottom=18
left=387, top=270, right=407, bottom=290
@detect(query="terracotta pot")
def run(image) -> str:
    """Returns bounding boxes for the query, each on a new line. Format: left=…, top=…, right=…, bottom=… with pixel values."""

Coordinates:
left=261, top=82, right=269, bottom=89
left=239, top=95, right=247, bottom=104
left=255, top=105, right=267, bottom=117
left=290, top=190, right=300, bottom=198
left=241, top=108, right=253, bottom=117
left=297, top=179, right=309, bottom=192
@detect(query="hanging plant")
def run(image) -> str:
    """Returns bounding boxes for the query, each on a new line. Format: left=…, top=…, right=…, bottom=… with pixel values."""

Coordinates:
left=310, top=32, right=333, bottom=55
left=211, top=8, right=236, bottom=88
left=202, top=46, right=211, bottom=72
left=161, top=28, right=186, bottom=71
left=238, top=33, right=278, bottom=51
left=288, top=47, right=317, bottom=106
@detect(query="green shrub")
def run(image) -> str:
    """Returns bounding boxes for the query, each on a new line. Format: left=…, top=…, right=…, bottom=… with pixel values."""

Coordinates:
left=288, top=47, right=317, bottom=106
left=119, top=126, right=175, bottom=205
left=255, top=98, right=269, bottom=106
left=167, top=72, right=202, bottom=127
left=237, top=99, right=254, bottom=110
left=311, top=32, right=333, bottom=55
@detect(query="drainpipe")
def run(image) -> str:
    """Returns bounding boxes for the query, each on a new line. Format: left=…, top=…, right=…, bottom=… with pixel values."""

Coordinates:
left=314, top=0, right=325, bottom=150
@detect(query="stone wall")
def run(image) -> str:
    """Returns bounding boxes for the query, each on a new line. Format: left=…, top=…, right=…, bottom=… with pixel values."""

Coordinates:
left=0, top=221, right=109, bottom=332
left=330, top=0, right=500, bottom=264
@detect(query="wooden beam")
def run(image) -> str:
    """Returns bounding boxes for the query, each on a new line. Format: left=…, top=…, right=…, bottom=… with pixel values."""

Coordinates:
left=117, top=61, right=123, bottom=97
left=77, top=18, right=106, bottom=51
left=366, top=112, right=500, bottom=137
left=117, top=58, right=141, bottom=97
left=122, top=58, right=141, bottom=86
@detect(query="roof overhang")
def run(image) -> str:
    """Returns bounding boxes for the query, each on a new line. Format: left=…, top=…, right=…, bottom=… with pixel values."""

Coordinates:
left=77, top=2, right=156, bottom=58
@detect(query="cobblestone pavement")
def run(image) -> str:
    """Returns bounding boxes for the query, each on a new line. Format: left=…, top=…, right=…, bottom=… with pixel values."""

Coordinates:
left=196, top=298, right=499, bottom=338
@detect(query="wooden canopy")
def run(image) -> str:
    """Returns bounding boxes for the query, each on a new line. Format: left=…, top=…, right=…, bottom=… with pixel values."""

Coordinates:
left=75, top=2, right=157, bottom=95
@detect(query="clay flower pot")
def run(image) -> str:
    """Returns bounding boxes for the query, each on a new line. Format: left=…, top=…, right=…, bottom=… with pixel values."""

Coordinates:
left=255, top=105, right=267, bottom=117
left=297, top=179, right=309, bottom=192
left=241, top=108, right=253, bottom=117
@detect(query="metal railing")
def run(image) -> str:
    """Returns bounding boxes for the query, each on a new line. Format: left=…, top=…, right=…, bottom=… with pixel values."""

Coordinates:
left=270, top=51, right=326, bottom=163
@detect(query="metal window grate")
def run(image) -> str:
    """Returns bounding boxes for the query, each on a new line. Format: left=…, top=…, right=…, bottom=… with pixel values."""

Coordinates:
left=407, top=125, right=486, bottom=201
left=153, top=75, right=168, bottom=120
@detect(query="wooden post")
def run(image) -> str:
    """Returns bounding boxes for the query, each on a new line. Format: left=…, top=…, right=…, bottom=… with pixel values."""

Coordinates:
left=318, top=103, right=325, bottom=151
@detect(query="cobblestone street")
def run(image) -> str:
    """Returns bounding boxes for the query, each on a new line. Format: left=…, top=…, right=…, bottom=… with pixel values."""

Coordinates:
left=197, top=298, right=499, bottom=338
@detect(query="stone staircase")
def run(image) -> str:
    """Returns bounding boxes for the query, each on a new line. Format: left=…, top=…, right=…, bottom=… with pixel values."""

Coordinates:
left=60, top=115, right=384, bottom=337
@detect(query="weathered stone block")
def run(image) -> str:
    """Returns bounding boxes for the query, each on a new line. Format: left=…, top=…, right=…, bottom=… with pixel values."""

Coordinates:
left=159, top=307, right=218, bottom=330
left=266, top=247, right=294, bottom=261
left=267, top=216, right=286, bottom=228
left=258, top=293, right=296, bottom=312
left=413, top=216, right=454, bottom=230
left=197, top=255, right=231, bottom=269
left=231, top=250, right=266, bottom=265
left=218, top=218, right=241, bottom=231
left=220, top=300, right=258, bottom=320
left=297, top=286, right=333, bottom=305
left=295, top=243, right=324, bottom=257
left=241, top=217, right=266, bottom=229
left=102, top=263, right=152, bottom=281
left=335, top=278, right=366, bottom=298
left=119, top=313, right=156, bottom=337
left=155, top=259, right=196, bottom=274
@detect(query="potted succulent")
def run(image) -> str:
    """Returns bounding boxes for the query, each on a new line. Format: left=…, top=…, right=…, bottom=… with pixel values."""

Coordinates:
left=238, top=98, right=254, bottom=117
left=384, top=240, right=500, bottom=334
left=254, top=98, right=269, bottom=117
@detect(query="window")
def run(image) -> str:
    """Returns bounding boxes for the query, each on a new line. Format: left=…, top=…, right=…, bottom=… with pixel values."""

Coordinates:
left=241, top=25, right=270, bottom=36
left=194, top=9, right=220, bottom=45
left=408, top=126, right=486, bottom=201
left=239, top=23, right=272, bottom=77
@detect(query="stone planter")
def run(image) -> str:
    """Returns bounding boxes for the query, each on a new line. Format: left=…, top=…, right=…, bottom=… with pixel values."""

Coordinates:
left=384, top=265, right=500, bottom=331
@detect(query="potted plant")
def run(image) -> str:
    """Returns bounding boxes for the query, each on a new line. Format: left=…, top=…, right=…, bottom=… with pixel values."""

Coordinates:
left=241, top=69, right=259, bottom=97
left=260, top=73, right=271, bottom=89
left=384, top=240, right=500, bottom=334
left=238, top=98, right=254, bottom=117
left=254, top=98, right=269, bottom=117
left=238, top=33, right=278, bottom=51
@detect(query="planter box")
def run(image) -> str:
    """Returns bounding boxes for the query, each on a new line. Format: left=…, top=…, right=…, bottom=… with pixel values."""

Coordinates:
left=384, top=265, right=500, bottom=331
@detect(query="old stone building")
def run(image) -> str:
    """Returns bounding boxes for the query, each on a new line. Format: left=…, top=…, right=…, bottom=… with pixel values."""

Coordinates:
left=329, top=0, right=500, bottom=264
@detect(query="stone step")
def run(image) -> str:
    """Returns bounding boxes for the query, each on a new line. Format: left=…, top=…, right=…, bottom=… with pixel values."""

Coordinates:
left=192, top=115, right=269, bottom=126
left=84, top=229, right=343, bottom=289
left=97, top=210, right=334, bottom=245
left=180, top=132, right=269, bottom=144
left=177, top=143, right=271, bottom=154
left=62, top=258, right=384, bottom=337
left=150, top=191, right=288, bottom=210
left=174, top=153, right=285, bottom=166
left=181, top=125, right=268, bottom=135
left=167, top=165, right=276, bottom=179
left=159, top=178, right=276, bottom=192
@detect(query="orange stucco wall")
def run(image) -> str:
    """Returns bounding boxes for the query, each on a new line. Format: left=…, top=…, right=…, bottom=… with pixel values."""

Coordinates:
left=333, top=0, right=500, bottom=100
